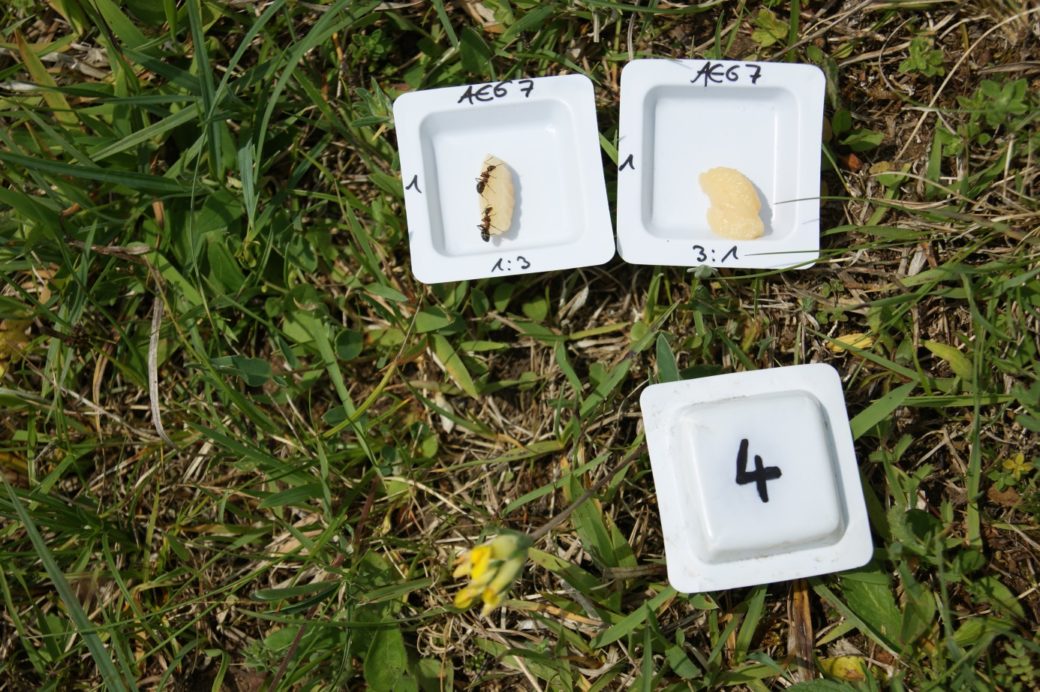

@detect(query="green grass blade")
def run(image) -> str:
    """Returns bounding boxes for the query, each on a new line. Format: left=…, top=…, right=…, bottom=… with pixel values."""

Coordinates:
left=850, top=382, right=916, bottom=440
left=13, top=31, right=77, bottom=127
left=430, top=0, right=459, bottom=48
left=592, top=587, right=675, bottom=649
left=3, top=482, right=134, bottom=691
left=92, top=104, right=202, bottom=161
left=0, top=151, right=187, bottom=194
left=186, top=0, right=222, bottom=177
left=254, top=0, right=380, bottom=182
left=92, top=0, right=150, bottom=50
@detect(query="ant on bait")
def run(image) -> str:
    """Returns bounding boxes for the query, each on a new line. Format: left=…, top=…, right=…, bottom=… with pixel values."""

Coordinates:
left=478, top=205, right=494, bottom=242
left=476, top=162, right=497, bottom=194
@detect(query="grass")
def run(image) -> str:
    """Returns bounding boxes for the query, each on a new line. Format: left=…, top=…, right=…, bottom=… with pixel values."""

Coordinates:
left=1, top=0, right=1038, bottom=689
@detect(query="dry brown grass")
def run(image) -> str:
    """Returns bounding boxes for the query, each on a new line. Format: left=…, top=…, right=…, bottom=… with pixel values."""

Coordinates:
left=1, top=1, right=1038, bottom=689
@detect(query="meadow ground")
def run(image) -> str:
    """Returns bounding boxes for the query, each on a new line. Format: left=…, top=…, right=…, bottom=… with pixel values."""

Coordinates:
left=1, top=1, right=1039, bottom=689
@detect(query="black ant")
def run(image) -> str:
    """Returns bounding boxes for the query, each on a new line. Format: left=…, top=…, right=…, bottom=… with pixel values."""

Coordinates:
left=475, top=163, right=497, bottom=194
left=478, top=206, right=494, bottom=242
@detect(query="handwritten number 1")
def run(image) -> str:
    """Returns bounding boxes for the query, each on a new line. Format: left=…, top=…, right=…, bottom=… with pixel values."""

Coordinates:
left=490, top=255, right=531, bottom=273
left=735, top=438, right=781, bottom=503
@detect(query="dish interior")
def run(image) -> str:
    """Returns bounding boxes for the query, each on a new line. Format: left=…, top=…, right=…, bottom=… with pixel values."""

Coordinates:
left=669, top=390, right=847, bottom=563
left=639, top=85, right=800, bottom=241
left=419, top=100, right=586, bottom=257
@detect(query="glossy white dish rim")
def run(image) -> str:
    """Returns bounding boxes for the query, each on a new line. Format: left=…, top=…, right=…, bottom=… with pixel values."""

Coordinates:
left=640, top=363, right=873, bottom=592
left=616, top=58, right=826, bottom=270
left=394, top=74, right=615, bottom=284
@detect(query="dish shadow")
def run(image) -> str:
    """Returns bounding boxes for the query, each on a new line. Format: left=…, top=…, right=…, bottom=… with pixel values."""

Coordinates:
left=747, top=177, right=773, bottom=239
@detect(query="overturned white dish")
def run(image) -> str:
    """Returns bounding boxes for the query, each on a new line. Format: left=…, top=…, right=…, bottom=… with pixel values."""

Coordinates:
left=640, top=364, right=872, bottom=592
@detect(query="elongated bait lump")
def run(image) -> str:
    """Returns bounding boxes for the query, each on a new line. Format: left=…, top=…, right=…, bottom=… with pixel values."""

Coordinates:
left=477, top=154, right=515, bottom=241
left=699, top=167, right=765, bottom=240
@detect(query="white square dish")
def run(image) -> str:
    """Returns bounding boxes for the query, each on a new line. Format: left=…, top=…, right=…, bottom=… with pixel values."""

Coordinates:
left=393, top=74, right=615, bottom=284
left=616, top=59, right=826, bottom=270
left=640, top=364, right=872, bottom=593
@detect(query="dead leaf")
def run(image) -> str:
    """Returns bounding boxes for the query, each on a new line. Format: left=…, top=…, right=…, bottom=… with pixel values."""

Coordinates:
left=0, top=320, right=31, bottom=377
left=787, top=578, right=815, bottom=682
left=460, top=1, right=504, bottom=33
left=987, top=485, right=1021, bottom=507
left=829, top=332, right=874, bottom=353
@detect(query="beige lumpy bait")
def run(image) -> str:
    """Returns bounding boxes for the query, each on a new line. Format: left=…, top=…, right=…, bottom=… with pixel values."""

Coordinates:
left=477, top=154, right=515, bottom=241
left=698, top=167, right=765, bottom=240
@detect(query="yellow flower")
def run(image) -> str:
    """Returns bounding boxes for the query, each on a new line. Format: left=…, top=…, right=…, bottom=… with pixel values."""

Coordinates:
left=453, top=544, right=493, bottom=582
left=1002, top=452, right=1031, bottom=481
left=452, top=533, right=530, bottom=616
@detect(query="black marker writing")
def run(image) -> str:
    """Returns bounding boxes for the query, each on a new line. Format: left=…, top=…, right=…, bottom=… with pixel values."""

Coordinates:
left=458, top=80, right=535, bottom=105
left=689, top=62, right=764, bottom=88
left=457, top=84, right=492, bottom=104
left=405, top=175, right=421, bottom=193
left=691, top=245, right=739, bottom=264
left=735, top=438, right=781, bottom=503
left=691, top=61, right=726, bottom=87
left=619, top=154, right=635, bottom=171
left=490, top=255, right=532, bottom=273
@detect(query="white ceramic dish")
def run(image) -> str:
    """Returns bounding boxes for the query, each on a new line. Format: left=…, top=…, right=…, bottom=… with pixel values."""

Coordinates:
left=640, top=364, right=872, bottom=592
left=616, top=59, right=825, bottom=270
left=393, top=74, right=615, bottom=284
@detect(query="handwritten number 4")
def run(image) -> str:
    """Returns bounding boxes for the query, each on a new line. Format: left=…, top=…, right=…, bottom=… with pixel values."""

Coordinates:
left=735, top=438, right=781, bottom=503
